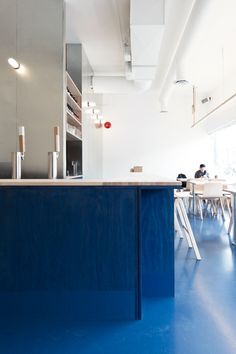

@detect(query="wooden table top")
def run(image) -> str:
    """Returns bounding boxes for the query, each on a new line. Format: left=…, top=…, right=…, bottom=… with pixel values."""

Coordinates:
left=0, top=177, right=181, bottom=187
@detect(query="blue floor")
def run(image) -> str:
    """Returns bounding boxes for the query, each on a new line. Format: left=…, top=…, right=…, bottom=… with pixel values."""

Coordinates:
left=1, top=215, right=236, bottom=354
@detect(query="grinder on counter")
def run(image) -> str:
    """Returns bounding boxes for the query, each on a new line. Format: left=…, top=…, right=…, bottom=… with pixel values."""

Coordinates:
left=48, top=126, right=60, bottom=179
left=11, top=126, right=26, bottom=179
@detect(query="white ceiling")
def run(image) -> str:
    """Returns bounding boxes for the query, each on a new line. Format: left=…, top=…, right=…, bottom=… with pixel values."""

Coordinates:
left=66, top=0, right=130, bottom=75
left=66, top=0, right=236, bottom=96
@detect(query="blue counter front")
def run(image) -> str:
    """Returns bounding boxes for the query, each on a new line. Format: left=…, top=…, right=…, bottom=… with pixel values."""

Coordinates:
left=0, top=184, right=175, bottom=320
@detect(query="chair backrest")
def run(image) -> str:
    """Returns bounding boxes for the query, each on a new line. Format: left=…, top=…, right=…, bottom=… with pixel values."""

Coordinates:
left=202, top=182, right=223, bottom=198
left=187, top=179, right=204, bottom=193
left=186, top=179, right=192, bottom=191
left=194, top=183, right=204, bottom=194
left=177, top=173, right=187, bottom=179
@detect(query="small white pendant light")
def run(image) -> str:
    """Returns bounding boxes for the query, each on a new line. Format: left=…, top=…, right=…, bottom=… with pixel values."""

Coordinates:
left=8, top=58, right=20, bottom=69
left=82, top=101, right=96, bottom=108
left=86, top=108, right=100, bottom=115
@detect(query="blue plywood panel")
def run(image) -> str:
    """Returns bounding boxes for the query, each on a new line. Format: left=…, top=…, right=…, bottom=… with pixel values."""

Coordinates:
left=0, top=185, right=175, bottom=321
left=141, top=188, right=174, bottom=297
left=0, top=186, right=139, bottom=320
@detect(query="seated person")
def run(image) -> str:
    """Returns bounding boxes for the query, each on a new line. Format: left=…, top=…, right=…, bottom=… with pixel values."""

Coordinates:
left=194, top=164, right=209, bottom=178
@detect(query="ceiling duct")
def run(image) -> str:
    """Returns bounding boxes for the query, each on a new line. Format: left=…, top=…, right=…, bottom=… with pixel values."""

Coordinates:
left=129, top=0, right=165, bottom=81
left=93, top=0, right=165, bottom=94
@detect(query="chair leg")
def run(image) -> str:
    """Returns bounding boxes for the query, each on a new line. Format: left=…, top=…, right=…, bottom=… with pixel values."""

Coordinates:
left=212, top=200, right=217, bottom=216
left=197, top=197, right=203, bottom=220
left=226, top=197, right=231, bottom=218
left=219, top=198, right=226, bottom=222
left=174, top=213, right=183, bottom=238
left=209, top=200, right=214, bottom=216
left=178, top=198, right=201, bottom=261
left=188, top=197, right=192, bottom=213
left=228, top=214, right=233, bottom=234
left=174, top=202, right=184, bottom=239
left=175, top=199, right=192, bottom=248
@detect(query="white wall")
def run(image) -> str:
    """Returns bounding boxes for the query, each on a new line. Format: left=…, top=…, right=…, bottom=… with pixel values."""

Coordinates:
left=83, top=93, right=103, bottom=179
left=102, top=91, right=214, bottom=179
left=81, top=47, right=103, bottom=179
left=82, top=110, right=103, bottom=179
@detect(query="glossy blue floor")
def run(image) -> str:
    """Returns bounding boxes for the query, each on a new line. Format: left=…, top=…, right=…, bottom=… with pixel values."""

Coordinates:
left=1, top=215, right=236, bottom=354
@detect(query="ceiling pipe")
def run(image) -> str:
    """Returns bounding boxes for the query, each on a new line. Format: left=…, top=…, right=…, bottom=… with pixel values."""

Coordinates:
left=160, top=100, right=168, bottom=113
left=92, top=76, right=152, bottom=94
left=158, top=0, right=214, bottom=112
left=160, top=83, right=176, bottom=114
left=175, top=63, right=190, bottom=86
left=153, top=0, right=197, bottom=91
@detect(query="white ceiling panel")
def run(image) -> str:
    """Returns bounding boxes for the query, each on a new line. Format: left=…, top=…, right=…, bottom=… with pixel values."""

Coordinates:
left=65, top=0, right=130, bottom=75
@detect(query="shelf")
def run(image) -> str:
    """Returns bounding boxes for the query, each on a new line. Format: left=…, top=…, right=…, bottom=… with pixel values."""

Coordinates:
left=66, top=175, right=83, bottom=179
left=66, top=72, right=82, bottom=96
left=66, top=48, right=83, bottom=182
left=67, top=92, right=81, bottom=113
left=67, top=110, right=82, bottom=127
left=66, top=130, right=82, bottom=142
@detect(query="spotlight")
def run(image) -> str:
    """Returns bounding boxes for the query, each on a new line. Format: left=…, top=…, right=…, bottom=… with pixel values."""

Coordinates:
left=8, top=58, right=20, bottom=69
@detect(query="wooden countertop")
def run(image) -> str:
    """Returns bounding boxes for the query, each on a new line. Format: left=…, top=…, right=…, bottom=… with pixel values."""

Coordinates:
left=0, top=177, right=181, bottom=187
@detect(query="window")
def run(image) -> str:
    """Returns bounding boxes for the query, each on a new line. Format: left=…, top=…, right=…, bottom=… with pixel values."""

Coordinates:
left=213, top=124, right=236, bottom=178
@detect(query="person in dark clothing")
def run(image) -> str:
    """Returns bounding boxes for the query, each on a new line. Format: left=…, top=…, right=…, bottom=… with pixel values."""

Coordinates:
left=194, top=164, right=209, bottom=178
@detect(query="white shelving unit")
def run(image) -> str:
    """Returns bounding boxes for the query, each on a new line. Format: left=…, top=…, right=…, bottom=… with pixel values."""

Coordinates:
left=66, top=71, right=83, bottom=178
left=66, top=130, right=82, bottom=142
left=67, top=92, right=82, bottom=113
left=67, top=110, right=81, bottom=125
